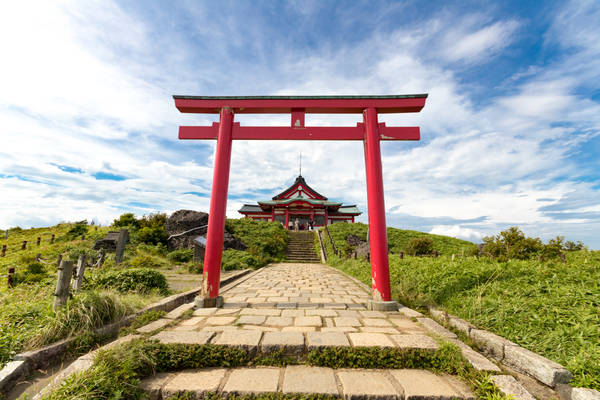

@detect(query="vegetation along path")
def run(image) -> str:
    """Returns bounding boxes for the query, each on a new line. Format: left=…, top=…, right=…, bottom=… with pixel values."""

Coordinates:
left=34, top=262, right=534, bottom=400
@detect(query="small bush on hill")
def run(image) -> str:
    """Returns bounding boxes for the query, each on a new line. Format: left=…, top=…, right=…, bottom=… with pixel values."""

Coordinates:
left=60, top=221, right=88, bottom=240
left=405, top=237, right=434, bottom=256
left=90, top=268, right=169, bottom=295
left=14, top=262, right=49, bottom=285
left=128, top=254, right=168, bottom=269
left=112, top=213, right=139, bottom=229
left=167, top=249, right=194, bottom=264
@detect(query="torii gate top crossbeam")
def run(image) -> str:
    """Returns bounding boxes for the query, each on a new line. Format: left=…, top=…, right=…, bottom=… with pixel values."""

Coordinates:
left=173, top=94, right=428, bottom=114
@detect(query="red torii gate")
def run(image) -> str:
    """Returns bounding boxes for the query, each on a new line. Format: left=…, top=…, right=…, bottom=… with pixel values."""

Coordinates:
left=174, top=95, right=428, bottom=309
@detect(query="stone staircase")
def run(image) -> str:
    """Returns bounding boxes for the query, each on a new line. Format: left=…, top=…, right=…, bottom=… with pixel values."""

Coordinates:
left=286, top=231, right=321, bottom=263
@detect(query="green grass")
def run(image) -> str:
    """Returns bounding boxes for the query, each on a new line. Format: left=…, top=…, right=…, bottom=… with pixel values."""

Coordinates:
left=324, top=222, right=477, bottom=256
left=325, top=231, right=600, bottom=390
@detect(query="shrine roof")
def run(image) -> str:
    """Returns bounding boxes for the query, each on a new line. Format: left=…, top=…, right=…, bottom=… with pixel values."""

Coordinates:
left=259, top=197, right=342, bottom=207
left=333, top=205, right=361, bottom=214
left=239, top=204, right=263, bottom=213
left=273, top=175, right=326, bottom=200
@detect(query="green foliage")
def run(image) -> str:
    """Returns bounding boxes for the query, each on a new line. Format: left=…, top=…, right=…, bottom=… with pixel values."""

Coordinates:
left=120, top=310, right=166, bottom=336
left=137, top=242, right=168, bottom=257
left=90, top=268, right=170, bottom=295
left=62, top=221, right=88, bottom=240
left=221, top=249, right=261, bottom=270
left=482, top=227, right=543, bottom=260
left=112, top=212, right=139, bottom=229
left=186, top=261, right=203, bottom=274
left=330, top=249, right=600, bottom=390
left=128, top=254, right=169, bottom=269
left=307, top=342, right=468, bottom=374
left=225, top=218, right=288, bottom=266
left=254, top=348, right=297, bottom=367
left=28, top=291, right=133, bottom=348
left=167, top=249, right=194, bottom=264
left=13, top=261, right=50, bottom=285
left=405, top=237, right=434, bottom=256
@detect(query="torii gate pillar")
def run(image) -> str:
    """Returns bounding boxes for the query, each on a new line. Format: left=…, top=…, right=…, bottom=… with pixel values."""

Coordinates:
left=174, top=95, right=428, bottom=309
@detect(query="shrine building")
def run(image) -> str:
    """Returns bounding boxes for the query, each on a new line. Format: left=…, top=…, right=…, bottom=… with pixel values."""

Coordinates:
left=238, top=175, right=361, bottom=230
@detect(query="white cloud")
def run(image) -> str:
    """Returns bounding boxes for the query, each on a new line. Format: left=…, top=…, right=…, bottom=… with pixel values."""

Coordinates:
left=430, top=225, right=483, bottom=242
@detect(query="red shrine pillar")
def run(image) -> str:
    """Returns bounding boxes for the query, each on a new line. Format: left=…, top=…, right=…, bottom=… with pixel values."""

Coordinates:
left=201, top=107, right=234, bottom=304
left=363, top=107, right=392, bottom=302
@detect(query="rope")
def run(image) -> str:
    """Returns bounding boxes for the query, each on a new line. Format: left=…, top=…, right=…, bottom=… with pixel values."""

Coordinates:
left=167, top=225, right=208, bottom=241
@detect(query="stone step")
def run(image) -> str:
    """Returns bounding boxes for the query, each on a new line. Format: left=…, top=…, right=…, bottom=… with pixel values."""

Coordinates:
left=141, top=366, right=474, bottom=399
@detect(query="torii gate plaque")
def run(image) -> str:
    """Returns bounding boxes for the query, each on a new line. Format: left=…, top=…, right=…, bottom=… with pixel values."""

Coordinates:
left=174, top=95, right=428, bottom=310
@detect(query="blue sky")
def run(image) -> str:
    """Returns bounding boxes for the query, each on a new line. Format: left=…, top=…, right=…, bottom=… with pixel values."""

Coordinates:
left=1, top=1, right=599, bottom=248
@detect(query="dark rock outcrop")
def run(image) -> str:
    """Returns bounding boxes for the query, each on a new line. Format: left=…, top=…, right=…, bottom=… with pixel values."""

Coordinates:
left=346, top=234, right=365, bottom=247
left=166, top=210, right=209, bottom=251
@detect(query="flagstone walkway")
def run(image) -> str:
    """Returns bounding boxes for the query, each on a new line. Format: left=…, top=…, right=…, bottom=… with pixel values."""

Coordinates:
left=136, top=263, right=507, bottom=399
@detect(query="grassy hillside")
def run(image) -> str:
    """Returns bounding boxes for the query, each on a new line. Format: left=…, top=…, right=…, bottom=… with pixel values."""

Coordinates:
left=324, top=222, right=478, bottom=255
left=322, top=228, right=600, bottom=390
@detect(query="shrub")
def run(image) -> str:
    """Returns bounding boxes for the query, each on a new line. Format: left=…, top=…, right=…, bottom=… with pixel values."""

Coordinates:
left=128, top=254, right=168, bottom=269
left=221, top=249, right=261, bottom=270
left=167, top=249, right=194, bottom=264
left=186, top=261, right=203, bottom=274
left=28, top=291, right=132, bottom=348
left=14, top=262, right=49, bottom=285
left=61, top=221, right=88, bottom=240
left=113, top=213, right=139, bottom=229
left=90, top=268, right=169, bottom=295
left=136, top=226, right=168, bottom=246
left=405, top=237, right=434, bottom=256
left=225, top=218, right=288, bottom=264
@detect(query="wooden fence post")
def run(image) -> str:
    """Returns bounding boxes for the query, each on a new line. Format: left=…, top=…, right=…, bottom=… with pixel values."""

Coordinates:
left=97, top=248, right=106, bottom=267
left=73, top=255, right=86, bottom=292
left=54, top=260, right=74, bottom=309
left=81, top=235, right=85, bottom=241
left=433, top=250, right=438, bottom=258
left=399, top=252, right=403, bottom=259
left=50, top=234, right=55, bottom=244
left=56, top=254, right=62, bottom=268
left=21, top=241, right=27, bottom=250
left=114, top=229, right=128, bottom=264
left=560, top=253, right=566, bottom=263
left=7, top=267, right=15, bottom=288
left=1, top=245, right=6, bottom=257
left=37, top=237, right=41, bottom=246
left=36, top=253, right=41, bottom=262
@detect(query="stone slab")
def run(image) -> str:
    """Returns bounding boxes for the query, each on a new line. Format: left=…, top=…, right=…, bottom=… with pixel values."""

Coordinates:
left=237, top=315, right=267, bottom=325
left=0, top=360, right=30, bottom=393
left=139, top=372, right=172, bottom=400
left=337, top=369, right=399, bottom=400
left=137, top=318, right=172, bottom=333
left=571, top=388, right=600, bottom=400
left=265, top=316, right=294, bottom=326
left=282, top=366, right=339, bottom=395
left=398, top=306, right=423, bottom=318
left=334, top=317, right=362, bottom=327
left=469, top=329, right=515, bottom=361
left=503, top=345, right=573, bottom=387
left=222, top=367, right=280, bottom=394
left=360, top=327, right=401, bottom=334
left=362, top=318, right=393, bottom=327
left=163, top=369, right=227, bottom=397
left=389, top=369, right=471, bottom=400
left=261, top=332, right=305, bottom=355
left=205, top=316, right=237, bottom=326
left=213, top=330, right=262, bottom=353
left=447, top=316, right=473, bottom=335
left=348, top=333, right=395, bottom=348
left=490, top=375, right=536, bottom=400
left=418, top=318, right=457, bottom=339
left=295, top=316, right=322, bottom=327
left=448, top=339, right=501, bottom=372
left=180, top=316, right=205, bottom=326
left=429, top=308, right=448, bottom=322
left=193, top=307, right=218, bottom=316
left=390, top=334, right=439, bottom=350
left=307, top=332, right=350, bottom=349
left=240, top=308, right=282, bottom=316
left=150, top=330, right=215, bottom=345
left=164, top=302, right=195, bottom=319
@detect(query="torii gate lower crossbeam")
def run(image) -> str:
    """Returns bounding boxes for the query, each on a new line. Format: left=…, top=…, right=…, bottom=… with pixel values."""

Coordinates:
left=174, top=95, right=428, bottom=309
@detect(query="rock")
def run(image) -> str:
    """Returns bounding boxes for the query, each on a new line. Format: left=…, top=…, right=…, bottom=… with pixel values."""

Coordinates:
left=355, top=242, right=370, bottom=258
left=223, top=231, right=246, bottom=250
left=346, top=234, right=364, bottom=246
left=166, top=210, right=209, bottom=250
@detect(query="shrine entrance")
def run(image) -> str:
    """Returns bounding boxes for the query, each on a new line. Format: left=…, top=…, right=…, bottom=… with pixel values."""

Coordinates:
left=174, top=95, right=428, bottom=309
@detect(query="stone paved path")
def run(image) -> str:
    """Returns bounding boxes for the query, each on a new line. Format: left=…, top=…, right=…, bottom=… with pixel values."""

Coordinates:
left=135, top=263, right=509, bottom=399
